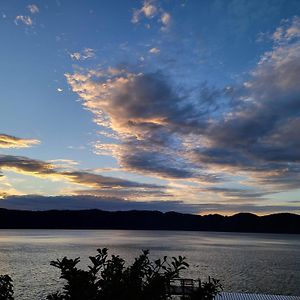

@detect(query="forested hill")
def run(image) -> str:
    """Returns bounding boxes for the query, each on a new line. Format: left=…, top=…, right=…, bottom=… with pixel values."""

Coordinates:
left=0, top=208, right=299, bottom=233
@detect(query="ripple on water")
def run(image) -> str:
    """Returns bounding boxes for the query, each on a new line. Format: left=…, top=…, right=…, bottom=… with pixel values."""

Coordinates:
left=0, top=230, right=299, bottom=300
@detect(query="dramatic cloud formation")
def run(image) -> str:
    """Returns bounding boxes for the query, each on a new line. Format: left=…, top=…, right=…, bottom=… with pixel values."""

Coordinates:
left=65, top=17, right=300, bottom=200
left=66, top=69, right=221, bottom=183
left=3, top=1, right=300, bottom=214
left=0, top=134, right=40, bottom=148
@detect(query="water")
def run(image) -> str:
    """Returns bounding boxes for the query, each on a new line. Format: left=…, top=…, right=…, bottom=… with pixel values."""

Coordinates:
left=0, top=230, right=299, bottom=299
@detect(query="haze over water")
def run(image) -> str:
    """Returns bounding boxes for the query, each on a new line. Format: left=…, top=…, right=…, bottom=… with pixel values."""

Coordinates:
left=0, top=230, right=299, bottom=300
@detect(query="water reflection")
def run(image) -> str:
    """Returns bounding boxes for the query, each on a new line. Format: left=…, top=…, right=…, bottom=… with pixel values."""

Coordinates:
left=0, top=230, right=299, bottom=299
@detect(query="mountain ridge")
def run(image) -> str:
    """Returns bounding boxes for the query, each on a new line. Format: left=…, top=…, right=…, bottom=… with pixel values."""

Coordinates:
left=0, top=208, right=299, bottom=233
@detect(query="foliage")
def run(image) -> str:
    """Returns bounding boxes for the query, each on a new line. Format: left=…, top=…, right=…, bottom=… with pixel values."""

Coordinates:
left=47, top=248, right=189, bottom=300
left=189, top=277, right=223, bottom=300
left=0, top=248, right=222, bottom=300
left=0, top=275, right=14, bottom=300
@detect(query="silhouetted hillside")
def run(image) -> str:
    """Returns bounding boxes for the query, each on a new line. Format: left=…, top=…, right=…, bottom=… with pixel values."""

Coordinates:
left=0, top=208, right=299, bottom=233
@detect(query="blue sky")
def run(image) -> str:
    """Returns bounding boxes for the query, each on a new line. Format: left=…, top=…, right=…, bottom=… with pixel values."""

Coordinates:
left=1, top=0, right=300, bottom=215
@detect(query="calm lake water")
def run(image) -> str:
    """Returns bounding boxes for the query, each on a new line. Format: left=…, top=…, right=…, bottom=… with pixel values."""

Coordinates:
left=0, top=230, right=299, bottom=299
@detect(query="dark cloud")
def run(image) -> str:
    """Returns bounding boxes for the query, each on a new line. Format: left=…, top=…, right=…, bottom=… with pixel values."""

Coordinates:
left=0, top=194, right=299, bottom=215
left=67, top=70, right=225, bottom=182
left=0, top=155, right=55, bottom=174
left=193, top=20, right=300, bottom=190
left=61, top=170, right=160, bottom=189
left=119, top=149, right=219, bottom=182
left=0, top=154, right=166, bottom=200
left=205, top=187, right=271, bottom=199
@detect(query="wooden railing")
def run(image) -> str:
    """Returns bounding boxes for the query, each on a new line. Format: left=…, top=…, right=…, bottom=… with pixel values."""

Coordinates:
left=167, top=278, right=201, bottom=296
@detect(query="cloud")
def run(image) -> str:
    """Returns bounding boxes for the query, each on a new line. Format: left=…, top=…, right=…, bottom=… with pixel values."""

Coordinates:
left=132, top=0, right=158, bottom=23
left=161, top=12, right=170, bottom=26
left=116, top=147, right=219, bottom=183
left=15, top=4, right=39, bottom=27
left=141, top=1, right=158, bottom=18
left=65, top=17, right=300, bottom=201
left=160, top=12, right=171, bottom=31
left=0, top=154, right=166, bottom=200
left=62, top=170, right=160, bottom=190
left=66, top=69, right=222, bottom=182
left=272, top=17, right=300, bottom=42
left=15, top=15, right=33, bottom=26
left=64, top=68, right=221, bottom=182
left=149, top=47, right=160, bottom=54
left=0, top=176, right=23, bottom=199
left=0, top=155, right=56, bottom=176
left=132, top=0, right=171, bottom=31
left=48, top=159, right=78, bottom=169
left=0, top=194, right=299, bottom=215
left=192, top=17, right=300, bottom=189
left=0, top=134, right=40, bottom=148
left=27, top=4, right=39, bottom=14
left=204, top=186, right=272, bottom=200
left=69, top=48, right=96, bottom=61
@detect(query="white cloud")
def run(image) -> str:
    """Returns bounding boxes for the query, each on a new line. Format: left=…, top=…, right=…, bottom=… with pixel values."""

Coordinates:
left=15, top=15, right=33, bottom=26
left=132, top=1, right=158, bottom=23
left=70, top=52, right=81, bottom=60
left=149, top=47, right=160, bottom=54
left=132, top=0, right=171, bottom=31
left=161, top=12, right=171, bottom=26
left=142, top=2, right=158, bottom=18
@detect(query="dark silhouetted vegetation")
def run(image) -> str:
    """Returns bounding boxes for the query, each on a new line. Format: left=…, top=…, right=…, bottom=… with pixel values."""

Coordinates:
left=0, top=275, right=14, bottom=300
left=47, top=248, right=190, bottom=300
left=0, top=248, right=222, bottom=300
left=189, top=277, right=222, bottom=300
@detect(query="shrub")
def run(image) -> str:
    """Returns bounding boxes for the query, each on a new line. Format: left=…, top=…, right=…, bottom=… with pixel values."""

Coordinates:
left=47, top=248, right=189, bottom=300
left=189, top=277, right=223, bottom=300
left=0, top=275, right=14, bottom=300
left=0, top=248, right=222, bottom=300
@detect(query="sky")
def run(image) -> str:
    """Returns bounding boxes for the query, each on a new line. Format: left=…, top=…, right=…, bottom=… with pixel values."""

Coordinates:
left=1, top=0, right=300, bottom=215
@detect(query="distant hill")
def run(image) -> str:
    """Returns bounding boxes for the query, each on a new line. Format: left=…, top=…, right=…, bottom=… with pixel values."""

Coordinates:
left=0, top=208, right=299, bottom=233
